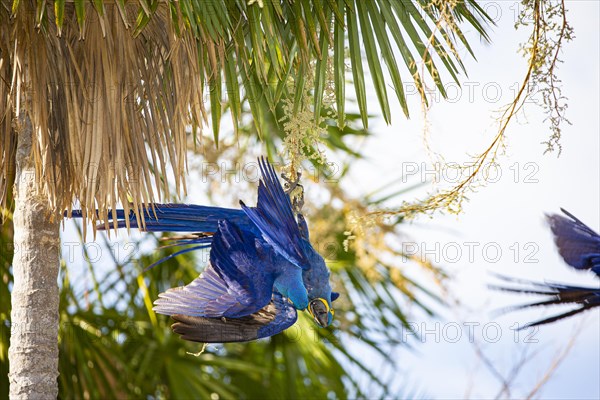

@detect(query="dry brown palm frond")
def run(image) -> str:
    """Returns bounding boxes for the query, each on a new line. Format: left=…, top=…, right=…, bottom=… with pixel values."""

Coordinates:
left=1, top=2, right=211, bottom=233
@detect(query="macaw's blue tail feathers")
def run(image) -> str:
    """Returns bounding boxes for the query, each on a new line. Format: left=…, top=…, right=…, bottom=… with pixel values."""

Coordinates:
left=143, top=238, right=212, bottom=272
left=170, top=292, right=297, bottom=343
left=71, top=204, right=255, bottom=271
left=240, top=157, right=309, bottom=269
left=547, top=208, right=600, bottom=275
left=490, top=274, right=600, bottom=329
left=70, top=204, right=251, bottom=233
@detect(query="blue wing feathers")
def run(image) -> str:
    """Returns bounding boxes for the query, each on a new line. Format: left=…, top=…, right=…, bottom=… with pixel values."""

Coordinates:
left=169, top=291, right=298, bottom=343
left=547, top=209, right=600, bottom=275
left=240, top=157, right=309, bottom=268
left=256, top=292, right=298, bottom=338
left=154, top=220, right=276, bottom=318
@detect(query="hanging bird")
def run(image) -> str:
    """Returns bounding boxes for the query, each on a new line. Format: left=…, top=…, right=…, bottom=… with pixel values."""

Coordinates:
left=72, top=157, right=338, bottom=342
left=492, top=208, right=600, bottom=328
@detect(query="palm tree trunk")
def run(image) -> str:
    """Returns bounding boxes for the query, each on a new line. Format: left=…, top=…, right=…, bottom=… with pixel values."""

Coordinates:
left=8, top=114, right=60, bottom=398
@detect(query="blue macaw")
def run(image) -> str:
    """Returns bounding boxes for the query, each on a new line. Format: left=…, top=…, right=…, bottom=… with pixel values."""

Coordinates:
left=74, top=157, right=338, bottom=342
left=493, top=208, right=600, bottom=328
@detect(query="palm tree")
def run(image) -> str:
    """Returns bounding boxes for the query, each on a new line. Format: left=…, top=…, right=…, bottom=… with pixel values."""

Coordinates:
left=1, top=1, right=490, bottom=397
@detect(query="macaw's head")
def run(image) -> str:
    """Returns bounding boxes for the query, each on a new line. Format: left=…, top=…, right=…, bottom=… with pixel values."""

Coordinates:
left=307, top=292, right=339, bottom=327
left=301, top=248, right=340, bottom=327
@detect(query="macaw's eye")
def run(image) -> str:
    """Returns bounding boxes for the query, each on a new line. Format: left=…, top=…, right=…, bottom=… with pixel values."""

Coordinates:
left=307, top=298, right=333, bottom=327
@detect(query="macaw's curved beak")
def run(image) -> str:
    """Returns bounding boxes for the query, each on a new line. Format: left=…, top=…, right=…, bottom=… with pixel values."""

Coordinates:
left=307, top=298, right=334, bottom=327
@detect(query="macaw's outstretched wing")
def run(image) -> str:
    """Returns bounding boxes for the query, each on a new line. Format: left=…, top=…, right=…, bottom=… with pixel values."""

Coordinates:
left=547, top=209, right=600, bottom=276
left=169, top=292, right=298, bottom=343
left=490, top=274, right=600, bottom=329
left=240, top=157, right=309, bottom=269
left=153, top=220, right=275, bottom=318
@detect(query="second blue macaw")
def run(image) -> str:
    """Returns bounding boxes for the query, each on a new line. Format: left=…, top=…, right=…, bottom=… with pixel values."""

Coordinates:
left=86, top=157, right=338, bottom=342
left=493, top=208, right=600, bottom=328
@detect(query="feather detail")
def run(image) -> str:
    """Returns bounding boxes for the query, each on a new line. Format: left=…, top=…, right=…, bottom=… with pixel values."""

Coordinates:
left=170, top=292, right=298, bottom=343
left=547, top=209, right=600, bottom=275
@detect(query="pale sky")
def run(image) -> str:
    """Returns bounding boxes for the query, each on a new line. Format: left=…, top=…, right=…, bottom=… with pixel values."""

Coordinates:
left=345, top=1, right=599, bottom=398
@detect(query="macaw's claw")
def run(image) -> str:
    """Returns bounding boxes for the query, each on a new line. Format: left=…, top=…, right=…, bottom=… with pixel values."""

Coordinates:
left=282, top=170, right=304, bottom=212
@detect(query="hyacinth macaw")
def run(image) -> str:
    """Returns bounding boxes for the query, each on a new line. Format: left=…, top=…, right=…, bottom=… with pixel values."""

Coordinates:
left=494, top=209, right=600, bottom=328
left=75, top=157, right=338, bottom=342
